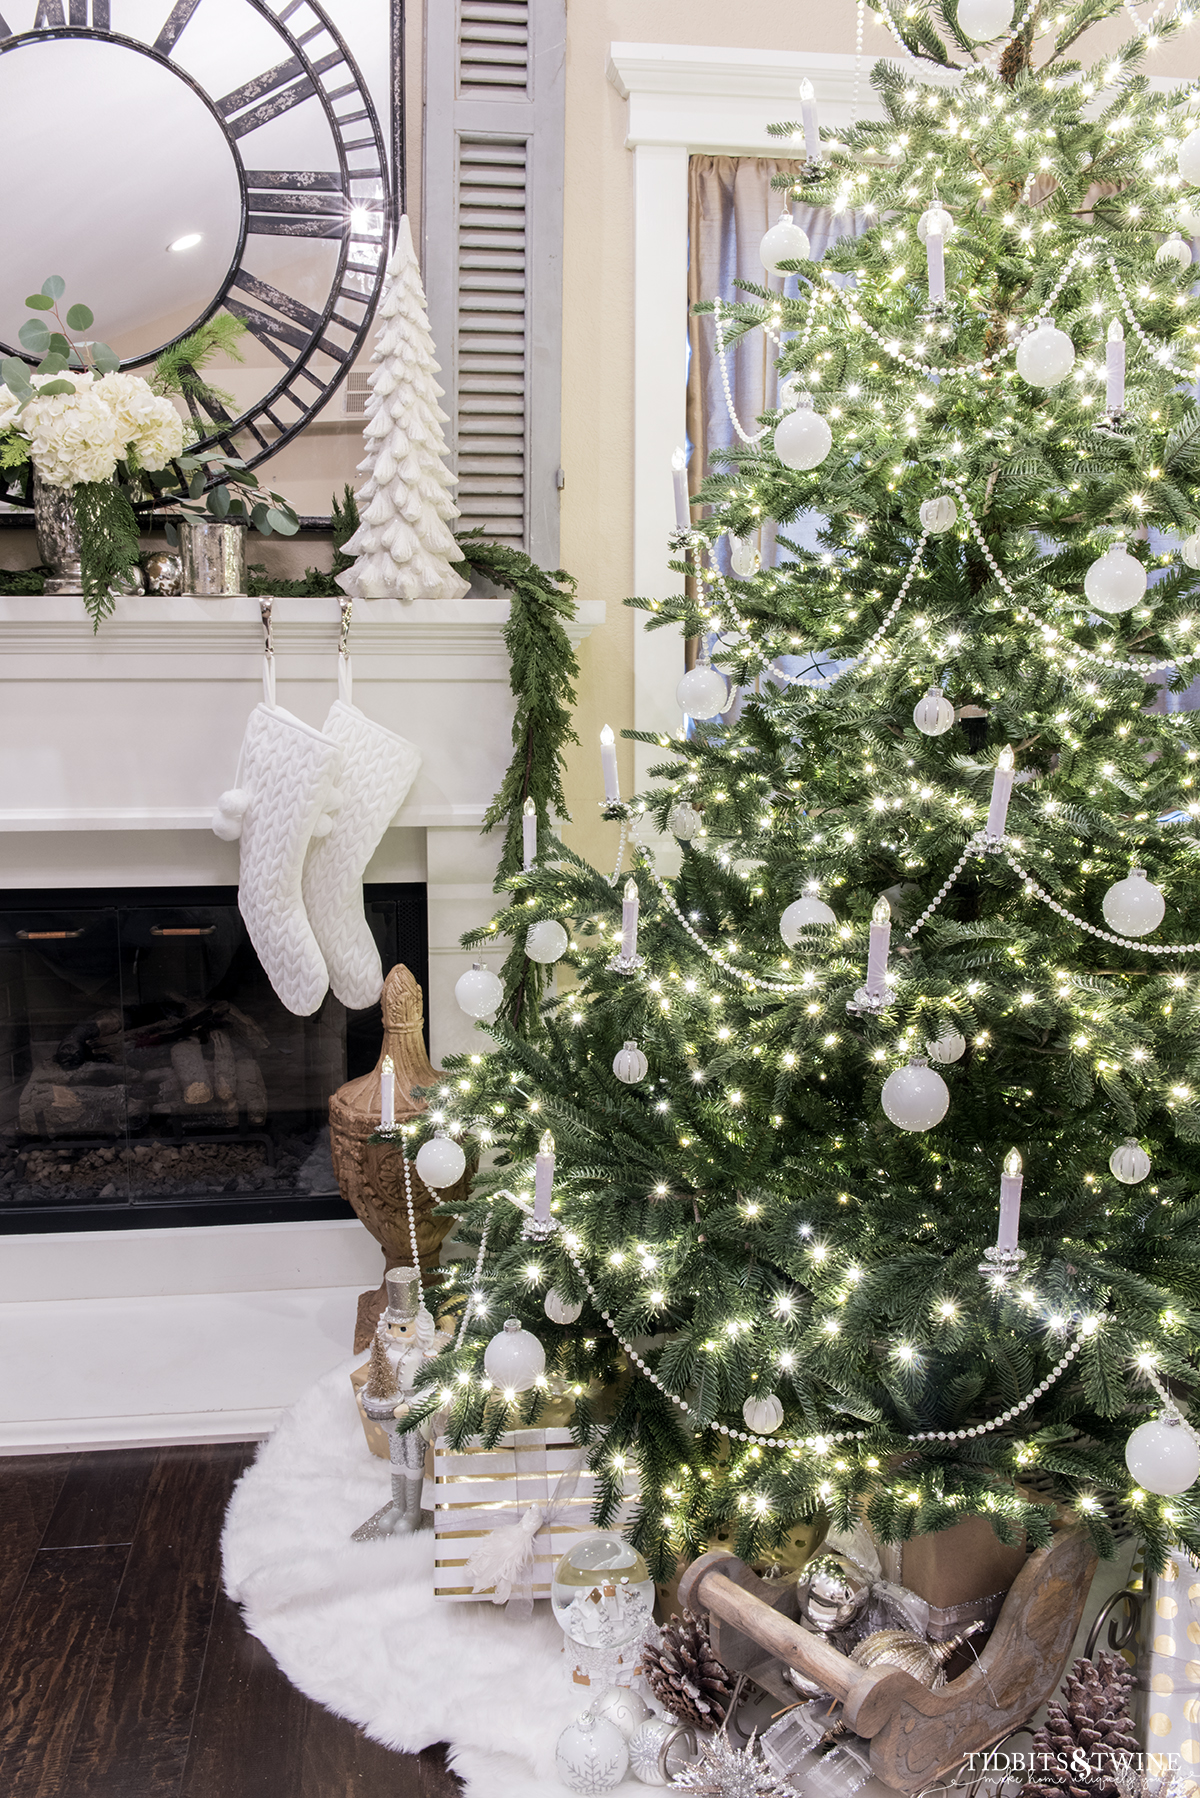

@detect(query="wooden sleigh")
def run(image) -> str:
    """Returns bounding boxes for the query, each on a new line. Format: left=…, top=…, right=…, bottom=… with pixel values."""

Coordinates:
left=678, top=1527, right=1098, bottom=1794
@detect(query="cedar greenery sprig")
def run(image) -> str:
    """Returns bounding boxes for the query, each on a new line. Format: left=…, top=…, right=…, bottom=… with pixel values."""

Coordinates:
left=453, top=532, right=580, bottom=1033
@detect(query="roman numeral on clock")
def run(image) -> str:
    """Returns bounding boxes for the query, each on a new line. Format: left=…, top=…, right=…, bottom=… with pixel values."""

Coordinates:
left=33, top=0, right=110, bottom=23
left=244, top=169, right=346, bottom=239
left=224, top=270, right=349, bottom=367
left=215, top=47, right=342, bottom=141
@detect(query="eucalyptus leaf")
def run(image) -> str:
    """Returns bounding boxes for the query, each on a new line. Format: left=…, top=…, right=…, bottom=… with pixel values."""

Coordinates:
left=164, top=521, right=179, bottom=547
left=210, top=484, right=231, bottom=518
left=41, top=277, right=65, bottom=301
left=38, top=379, right=76, bottom=395
left=24, top=294, right=53, bottom=311
left=266, top=506, right=298, bottom=536
left=66, top=304, right=94, bottom=332
left=1, top=357, right=33, bottom=394
left=91, top=342, right=119, bottom=374
left=46, top=334, right=71, bottom=360
left=252, top=503, right=272, bottom=534
left=18, top=319, right=50, bottom=354
left=37, top=353, right=69, bottom=376
left=188, top=473, right=206, bottom=500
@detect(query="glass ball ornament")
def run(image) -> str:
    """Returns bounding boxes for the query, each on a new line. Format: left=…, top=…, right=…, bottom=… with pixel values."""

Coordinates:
left=526, top=919, right=569, bottom=964
left=628, top=1716, right=698, bottom=1785
left=759, top=214, right=811, bottom=273
left=1178, top=199, right=1200, bottom=236
left=780, top=895, right=837, bottom=945
left=926, top=1031, right=967, bottom=1064
left=666, top=800, right=701, bottom=840
left=1110, top=1138, right=1151, bottom=1185
left=917, top=203, right=955, bottom=245
left=1181, top=530, right=1200, bottom=571
left=483, top=1317, right=546, bottom=1393
left=1157, top=231, right=1194, bottom=270
left=728, top=533, right=760, bottom=578
left=592, top=1685, right=652, bottom=1740
left=881, top=1058, right=950, bottom=1132
left=743, top=1392, right=784, bottom=1435
left=798, top=1554, right=872, bottom=1633
left=773, top=396, right=832, bottom=471
left=956, top=0, right=1014, bottom=39
left=1015, top=322, right=1075, bottom=388
left=555, top=1710, right=629, bottom=1793
left=1102, top=867, right=1165, bottom=938
left=1125, top=1416, right=1200, bottom=1496
left=414, top=1131, right=466, bottom=1190
left=551, top=1533, right=656, bottom=1650
left=613, top=1040, right=648, bottom=1084
left=455, top=961, right=503, bottom=1019
left=1084, top=545, right=1146, bottom=615
left=545, top=1288, right=583, bottom=1325
left=676, top=662, right=728, bottom=721
left=918, top=495, right=957, bottom=535
left=1179, top=127, right=1200, bottom=186
left=913, top=686, right=955, bottom=737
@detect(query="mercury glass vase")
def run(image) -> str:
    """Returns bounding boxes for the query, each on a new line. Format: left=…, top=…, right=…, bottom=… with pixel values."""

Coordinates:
left=180, top=518, right=248, bottom=597
left=33, top=471, right=83, bottom=594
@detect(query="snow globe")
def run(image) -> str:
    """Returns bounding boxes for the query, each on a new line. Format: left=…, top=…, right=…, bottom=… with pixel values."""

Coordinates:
left=551, top=1533, right=655, bottom=1662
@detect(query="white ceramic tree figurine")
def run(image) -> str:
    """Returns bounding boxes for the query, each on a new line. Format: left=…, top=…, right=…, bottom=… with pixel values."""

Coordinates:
left=337, top=216, right=470, bottom=603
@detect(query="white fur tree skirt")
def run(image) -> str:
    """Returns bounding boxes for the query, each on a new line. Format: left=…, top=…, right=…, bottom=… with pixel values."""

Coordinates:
left=222, top=1357, right=589, bottom=1794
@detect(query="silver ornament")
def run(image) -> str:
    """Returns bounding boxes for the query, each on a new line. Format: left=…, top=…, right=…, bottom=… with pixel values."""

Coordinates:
left=912, top=686, right=955, bottom=737
left=1109, top=1138, right=1151, bottom=1185
left=918, top=495, right=957, bottom=534
left=729, top=533, right=760, bottom=577
left=849, top=1629, right=946, bottom=1689
left=142, top=550, right=183, bottom=596
left=926, top=1031, right=966, bottom=1065
left=742, top=1392, right=784, bottom=1434
left=667, top=800, right=702, bottom=840
left=613, top=1040, right=648, bottom=1084
left=592, top=1684, right=652, bottom=1739
left=1157, top=232, right=1193, bottom=269
left=628, top=1716, right=700, bottom=1785
left=797, top=1554, right=871, bottom=1632
left=1181, top=530, right=1200, bottom=571
left=545, top=1288, right=584, bottom=1324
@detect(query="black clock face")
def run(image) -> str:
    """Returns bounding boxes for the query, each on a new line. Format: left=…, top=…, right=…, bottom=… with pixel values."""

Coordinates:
left=0, top=0, right=389, bottom=470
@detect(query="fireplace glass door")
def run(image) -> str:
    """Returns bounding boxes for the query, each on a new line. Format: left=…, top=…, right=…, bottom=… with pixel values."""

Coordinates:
left=0, top=884, right=427, bottom=1231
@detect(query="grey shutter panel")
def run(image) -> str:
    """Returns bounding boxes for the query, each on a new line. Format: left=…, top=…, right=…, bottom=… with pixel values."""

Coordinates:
left=425, top=0, right=565, bottom=567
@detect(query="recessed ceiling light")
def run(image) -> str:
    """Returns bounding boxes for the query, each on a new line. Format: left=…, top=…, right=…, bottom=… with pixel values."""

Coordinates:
left=167, top=233, right=203, bottom=253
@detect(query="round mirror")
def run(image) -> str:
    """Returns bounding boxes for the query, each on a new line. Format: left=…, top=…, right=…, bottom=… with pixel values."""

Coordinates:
left=0, top=36, right=242, bottom=364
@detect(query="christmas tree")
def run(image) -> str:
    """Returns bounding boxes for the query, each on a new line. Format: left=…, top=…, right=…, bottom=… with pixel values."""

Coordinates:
left=416, top=12, right=1200, bottom=1579
left=337, top=216, right=470, bottom=604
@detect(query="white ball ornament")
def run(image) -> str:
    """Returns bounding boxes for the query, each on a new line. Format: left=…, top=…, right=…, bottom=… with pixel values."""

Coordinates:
left=629, top=1716, right=698, bottom=1785
left=414, top=1131, right=466, bottom=1190
left=773, top=395, right=832, bottom=471
left=1125, top=1416, right=1200, bottom=1497
left=780, top=895, right=837, bottom=945
left=1179, top=127, right=1200, bottom=186
left=455, top=961, right=504, bottom=1019
left=545, top=1288, right=583, bottom=1325
left=729, top=533, right=760, bottom=578
left=1084, top=545, right=1147, bottom=615
left=592, top=1685, right=653, bottom=1740
left=743, top=1392, right=784, bottom=1435
left=526, top=919, right=569, bottom=964
left=1157, top=231, right=1194, bottom=270
left=1015, top=322, right=1075, bottom=388
left=1181, top=531, right=1200, bottom=571
left=483, top=1317, right=546, bottom=1393
left=917, top=203, right=955, bottom=245
left=1110, top=1138, right=1152, bottom=1185
left=919, top=495, right=957, bottom=535
left=666, top=800, right=702, bottom=840
left=613, top=1040, right=648, bottom=1084
left=956, top=0, right=1014, bottom=39
left=913, top=686, right=955, bottom=737
left=676, top=662, right=729, bottom=721
left=926, top=1031, right=967, bottom=1064
left=556, top=1710, right=629, bottom=1793
left=881, top=1057, right=950, bottom=1132
left=1102, top=868, right=1166, bottom=938
left=1178, top=199, right=1200, bottom=236
left=759, top=214, right=811, bottom=273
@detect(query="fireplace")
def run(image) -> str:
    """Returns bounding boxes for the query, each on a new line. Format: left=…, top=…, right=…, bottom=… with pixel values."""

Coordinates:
left=0, top=883, right=427, bottom=1234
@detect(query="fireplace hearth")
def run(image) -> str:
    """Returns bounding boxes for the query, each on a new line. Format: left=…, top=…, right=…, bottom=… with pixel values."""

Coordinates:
left=0, top=884, right=428, bottom=1233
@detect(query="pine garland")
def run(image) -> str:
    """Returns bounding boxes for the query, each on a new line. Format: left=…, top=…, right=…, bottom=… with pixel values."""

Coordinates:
left=453, top=532, right=580, bottom=1033
left=74, top=479, right=140, bottom=630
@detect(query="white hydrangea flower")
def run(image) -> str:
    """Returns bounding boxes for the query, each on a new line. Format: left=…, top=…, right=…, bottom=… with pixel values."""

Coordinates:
left=22, top=369, right=185, bottom=486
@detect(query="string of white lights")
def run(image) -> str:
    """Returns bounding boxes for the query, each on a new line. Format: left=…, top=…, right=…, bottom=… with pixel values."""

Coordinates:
left=556, top=1221, right=1086, bottom=1451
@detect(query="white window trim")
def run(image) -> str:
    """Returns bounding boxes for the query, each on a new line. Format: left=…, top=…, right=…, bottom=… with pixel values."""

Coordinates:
left=606, top=44, right=888, bottom=792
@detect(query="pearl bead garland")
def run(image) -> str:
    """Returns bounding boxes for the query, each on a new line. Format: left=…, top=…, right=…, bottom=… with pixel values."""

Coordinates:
left=1003, top=845, right=1200, bottom=955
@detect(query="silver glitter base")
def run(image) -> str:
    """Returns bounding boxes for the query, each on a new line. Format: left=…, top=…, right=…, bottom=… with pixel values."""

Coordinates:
left=978, top=1245, right=1026, bottom=1279
left=606, top=952, right=644, bottom=975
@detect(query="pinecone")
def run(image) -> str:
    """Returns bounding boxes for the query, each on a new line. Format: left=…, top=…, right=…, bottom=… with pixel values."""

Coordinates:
left=1017, top=1653, right=1139, bottom=1798
left=641, top=1610, right=734, bottom=1733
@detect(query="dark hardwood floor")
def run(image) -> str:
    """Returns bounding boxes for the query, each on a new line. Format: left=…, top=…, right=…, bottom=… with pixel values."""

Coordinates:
left=0, top=1443, right=462, bottom=1798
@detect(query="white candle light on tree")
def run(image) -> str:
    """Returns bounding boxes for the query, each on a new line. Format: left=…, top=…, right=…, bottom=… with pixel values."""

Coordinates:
left=621, top=878, right=640, bottom=962
left=380, top=1053, right=395, bottom=1129
left=799, top=78, right=821, bottom=161
left=926, top=211, right=946, bottom=306
left=600, top=725, right=621, bottom=803
left=533, top=1128, right=556, bottom=1225
left=522, top=796, right=537, bottom=871
left=997, top=1147, right=1024, bottom=1252
left=865, top=895, right=892, bottom=1000
left=986, top=744, right=1016, bottom=840
left=671, top=446, right=691, bottom=532
left=1106, top=317, right=1125, bottom=414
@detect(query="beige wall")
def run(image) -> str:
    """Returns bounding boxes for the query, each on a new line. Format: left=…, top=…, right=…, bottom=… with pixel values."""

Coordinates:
left=555, top=1, right=1200, bottom=871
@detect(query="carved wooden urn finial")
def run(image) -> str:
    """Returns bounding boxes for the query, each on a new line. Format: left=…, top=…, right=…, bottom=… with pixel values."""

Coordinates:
left=329, top=964, right=465, bottom=1350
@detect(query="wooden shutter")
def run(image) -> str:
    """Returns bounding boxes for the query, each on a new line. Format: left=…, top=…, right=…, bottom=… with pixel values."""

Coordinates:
left=425, top=0, right=565, bottom=567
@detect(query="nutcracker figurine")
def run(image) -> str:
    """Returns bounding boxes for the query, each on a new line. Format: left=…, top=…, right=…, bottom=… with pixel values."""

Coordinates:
left=353, top=1265, right=451, bottom=1540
